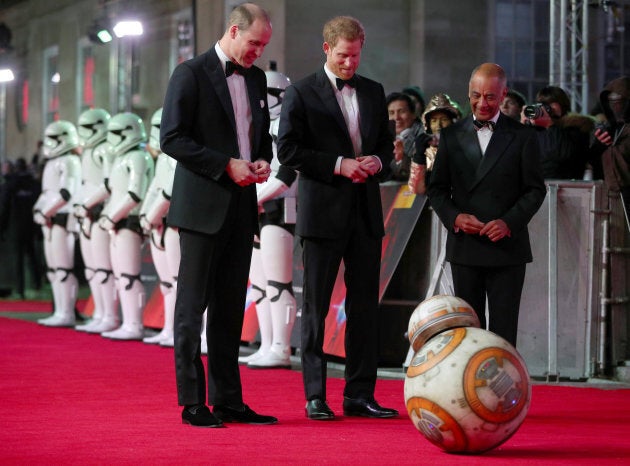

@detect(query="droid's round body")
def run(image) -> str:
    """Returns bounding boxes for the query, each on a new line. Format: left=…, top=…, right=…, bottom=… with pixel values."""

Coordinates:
left=404, top=326, right=531, bottom=454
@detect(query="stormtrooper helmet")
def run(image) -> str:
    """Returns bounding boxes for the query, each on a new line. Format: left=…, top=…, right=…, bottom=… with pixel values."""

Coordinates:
left=265, top=70, right=291, bottom=120
left=149, top=108, right=162, bottom=152
left=77, top=108, right=111, bottom=148
left=107, top=112, right=147, bottom=157
left=43, top=120, right=80, bottom=159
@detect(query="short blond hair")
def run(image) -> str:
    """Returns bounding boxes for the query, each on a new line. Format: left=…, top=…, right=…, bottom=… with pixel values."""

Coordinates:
left=322, top=16, right=365, bottom=48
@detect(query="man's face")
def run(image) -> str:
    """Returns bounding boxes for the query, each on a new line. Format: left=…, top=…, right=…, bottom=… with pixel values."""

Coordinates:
left=500, top=96, right=522, bottom=120
left=323, top=37, right=362, bottom=81
left=608, top=95, right=628, bottom=123
left=429, top=111, right=453, bottom=134
left=231, top=18, right=272, bottom=68
left=388, top=99, right=415, bottom=135
left=469, top=74, right=506, bottom=121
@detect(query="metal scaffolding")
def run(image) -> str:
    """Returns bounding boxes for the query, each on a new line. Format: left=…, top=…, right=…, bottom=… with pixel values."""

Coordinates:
left=549, top=0, right=589, bottom=113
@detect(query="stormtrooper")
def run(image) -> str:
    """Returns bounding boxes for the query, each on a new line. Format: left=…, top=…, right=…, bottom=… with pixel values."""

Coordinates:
left=73, top=108, right=120, bottom=334
left=139, top=108, right=180, bottom=347
left=240, top=69, right=298, bottom=369
left=33, top=121, right=82, bottom=327
left=98, top=112, right=155, bottom=340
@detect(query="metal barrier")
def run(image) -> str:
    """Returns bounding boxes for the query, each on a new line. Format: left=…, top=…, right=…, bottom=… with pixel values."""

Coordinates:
left=404, top=181, right=630, bottom=381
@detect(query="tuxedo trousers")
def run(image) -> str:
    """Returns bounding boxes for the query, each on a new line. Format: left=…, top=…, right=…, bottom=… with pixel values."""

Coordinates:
left=300, top=186, right=381, bottom=401
left=174, top=189, right=255, bottom=407
left=450, top=262, right=526, bottom=346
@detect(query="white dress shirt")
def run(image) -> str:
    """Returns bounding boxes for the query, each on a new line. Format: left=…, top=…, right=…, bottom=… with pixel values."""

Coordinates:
left=216, top=42, right=252, bottom=161
left=474, top=111, right=500, bottom=156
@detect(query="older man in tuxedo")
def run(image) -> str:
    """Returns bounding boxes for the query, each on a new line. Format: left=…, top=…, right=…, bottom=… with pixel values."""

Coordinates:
left=161, top=3, right=276, bottom=428
left=427, top=63, right=546, bottom=347
left=278, top=15, right=398, bottom=421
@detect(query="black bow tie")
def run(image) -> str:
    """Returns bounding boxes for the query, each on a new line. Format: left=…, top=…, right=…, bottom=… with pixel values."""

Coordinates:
left=473, top=119, right=495, bottom=131
left=225, top=61, right=248, bottom=77
left=335, top=76, right=357, bottom=91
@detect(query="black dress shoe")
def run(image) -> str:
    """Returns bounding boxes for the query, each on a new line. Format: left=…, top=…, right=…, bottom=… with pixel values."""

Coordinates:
left=342, top=397, right=399, bottom=418
left=305, top=399, right=335, bottom=420
left=213, top=404, right=278, bottom=425
left=182, top=404, right=224, bottom=428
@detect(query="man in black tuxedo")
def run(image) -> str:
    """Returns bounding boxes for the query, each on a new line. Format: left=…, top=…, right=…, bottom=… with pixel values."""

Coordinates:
left=427, top=63, right=546, bottom=347
left=160, top=3, right=276, bottom=428
left=278, top=15, right=398, bottom=421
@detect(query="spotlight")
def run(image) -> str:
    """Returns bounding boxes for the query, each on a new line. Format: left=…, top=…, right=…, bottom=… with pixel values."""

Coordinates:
left=0, top=68, right=14, bottom=82
left=88, top=18, right=113, bottom=44
left=113, top=20, right=143, bottom=38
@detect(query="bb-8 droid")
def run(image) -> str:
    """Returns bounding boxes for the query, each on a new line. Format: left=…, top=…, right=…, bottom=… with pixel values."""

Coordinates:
left=404, top=295, right=531, bottom=454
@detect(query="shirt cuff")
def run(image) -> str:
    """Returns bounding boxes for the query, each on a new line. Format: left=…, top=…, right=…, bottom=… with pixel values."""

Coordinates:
left=334, top=156, right=343, bottom=175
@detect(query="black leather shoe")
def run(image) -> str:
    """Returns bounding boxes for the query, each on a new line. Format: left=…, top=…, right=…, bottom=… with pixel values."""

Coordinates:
left=213, top=404, right=278, bottom=425
left=305, top=399, right=335, bottom=420
left=182, top=404, right=224, bottom=428
left=342, top=397, right=399, bottom=418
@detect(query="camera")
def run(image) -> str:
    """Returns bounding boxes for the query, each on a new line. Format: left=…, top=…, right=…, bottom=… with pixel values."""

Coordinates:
left=523, top=103, right=552, bottom=119
left=594, top=121, right=611, bottom=133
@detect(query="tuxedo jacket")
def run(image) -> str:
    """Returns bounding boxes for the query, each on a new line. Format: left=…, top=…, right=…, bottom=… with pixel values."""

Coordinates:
left=160, top=47, right=272, bottom=235
left=427, top=113, right=546, bottom=267
left=277, top=68, right=392, bottom=240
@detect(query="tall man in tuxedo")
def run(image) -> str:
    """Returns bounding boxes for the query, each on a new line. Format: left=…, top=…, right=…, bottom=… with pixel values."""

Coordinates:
left=160, top=2, right=276, bottom=428
left=427, top=63, right=546, bottom=346
left=278, top=15, right=398, bottom=421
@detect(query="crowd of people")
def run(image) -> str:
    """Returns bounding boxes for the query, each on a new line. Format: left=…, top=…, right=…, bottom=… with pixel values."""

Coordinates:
left=1, top=1, right=629, bottom=428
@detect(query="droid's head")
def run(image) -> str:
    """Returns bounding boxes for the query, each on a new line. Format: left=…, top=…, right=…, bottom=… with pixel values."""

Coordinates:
left=265, top=70, right=291, bottom=120
left=149, top=108, right=162, bottom=153
left=107, top=112, right=146, bottom=157
left=77, top=108, right=111, bottom=148
left=43, top=120, right=80, bottom=159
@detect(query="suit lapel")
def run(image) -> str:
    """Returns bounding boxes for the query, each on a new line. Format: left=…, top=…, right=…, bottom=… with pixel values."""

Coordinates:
left=469, top=114, right=516, bottom=190
left=203, top=49, right=238, bottom=135
left=455, top=117, right=484, bottom=170
left=356, top=76, right=372, bottom=145
left=313, top=69, right=353, bottom=147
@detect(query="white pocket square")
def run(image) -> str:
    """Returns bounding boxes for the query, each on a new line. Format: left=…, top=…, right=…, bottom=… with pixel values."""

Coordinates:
left=260, top=100, right=265, bottom=108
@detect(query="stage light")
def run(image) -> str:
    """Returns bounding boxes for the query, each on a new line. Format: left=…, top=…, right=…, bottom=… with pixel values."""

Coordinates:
left=88, top=18, right=113, bottom=44
left=113, top=20, right=143, bottom=38
left=97, top=28, right=113, bottom=43
left=0, top=68, right=14, bottom=82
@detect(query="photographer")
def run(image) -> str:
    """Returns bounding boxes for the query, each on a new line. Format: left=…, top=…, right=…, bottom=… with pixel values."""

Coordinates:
left=591, top=77, right=630, bottom=217
left=525, top=86, right=595, bottom=180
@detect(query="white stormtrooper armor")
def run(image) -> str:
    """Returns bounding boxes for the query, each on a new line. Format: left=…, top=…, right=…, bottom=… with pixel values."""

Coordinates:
left=98, top=112, right=155, bottom=340
left=73, top=108, right=120, bottom=334
left=241, top=70, right=298, bottom=369
left=33, top=120, right=82, bottom=327
left=139, top=108, right=180, bottom=347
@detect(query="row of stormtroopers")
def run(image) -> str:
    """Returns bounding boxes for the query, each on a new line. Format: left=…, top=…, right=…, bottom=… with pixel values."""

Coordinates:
left=34, top=111, right=155, bottom=341
left=240, top=70, right=298, bottom=369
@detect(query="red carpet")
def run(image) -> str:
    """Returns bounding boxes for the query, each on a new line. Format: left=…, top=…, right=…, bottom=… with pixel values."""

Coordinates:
left=1, top=316, right=629, bottom=465
left=0, top=298, right=89, bottom=313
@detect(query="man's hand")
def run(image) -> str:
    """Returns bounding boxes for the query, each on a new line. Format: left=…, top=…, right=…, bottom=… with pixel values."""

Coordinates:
left=340, top=158, right=369, bottom=183
left=480, top=219, right=511, bottom=242
left=226, top=158, right=258, bottom=187
left=251, top=159, right=272, bottom=183
left=594, top=128, right=613, bottom=146
left=356, top=155, right=380, bottom=176
left=454, top=213, right=485, bottom=234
